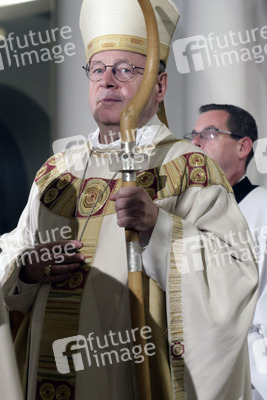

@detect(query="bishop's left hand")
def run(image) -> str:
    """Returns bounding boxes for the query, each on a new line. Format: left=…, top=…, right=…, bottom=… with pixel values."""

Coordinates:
left=109, top=186, right=159, bottom=246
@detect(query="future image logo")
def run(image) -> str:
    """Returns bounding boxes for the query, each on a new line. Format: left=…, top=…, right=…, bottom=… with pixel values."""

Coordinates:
left=0, top=35, right=11, bottom=71
left=0, top=26, right=76, bottom=71
left=53, top=326, right=156, bottom=374
left=52, top=135, right=87, bottom=156
left=173, top=35, right=211, bottom=73
left=173, top=25, right=267, bottom=74
left=53, top=335, right=91, bottom=374
left=52, top=135, right=88, bottom=172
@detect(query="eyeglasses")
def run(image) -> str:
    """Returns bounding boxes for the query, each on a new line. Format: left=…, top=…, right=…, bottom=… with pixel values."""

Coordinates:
left=82, top=61, right=145, bottom=82
left=183, top=128, right=243, bottom=142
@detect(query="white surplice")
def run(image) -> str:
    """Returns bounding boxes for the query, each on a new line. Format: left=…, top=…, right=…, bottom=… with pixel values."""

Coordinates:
left=238, top=184, right=267, bottom=400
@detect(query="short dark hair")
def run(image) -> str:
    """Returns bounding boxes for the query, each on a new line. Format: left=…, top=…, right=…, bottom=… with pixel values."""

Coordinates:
left=199, top=103, right=258, bottom=168
left=159, top=60, right=166, bottom=74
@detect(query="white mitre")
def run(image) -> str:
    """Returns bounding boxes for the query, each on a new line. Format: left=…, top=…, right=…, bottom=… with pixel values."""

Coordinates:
left=79, top=0, right=180, bottom=64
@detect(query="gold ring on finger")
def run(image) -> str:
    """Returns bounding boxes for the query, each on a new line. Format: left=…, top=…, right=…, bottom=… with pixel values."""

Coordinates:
left=44, top=264, right=52, bottom=276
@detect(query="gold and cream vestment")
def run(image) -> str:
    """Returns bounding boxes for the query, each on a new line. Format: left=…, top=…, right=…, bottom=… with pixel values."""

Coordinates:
left=1, top=116, right=258, bottom=400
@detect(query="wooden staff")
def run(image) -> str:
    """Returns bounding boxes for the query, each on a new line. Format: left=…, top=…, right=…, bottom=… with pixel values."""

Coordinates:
left=120, top=1, right=160, bottom=399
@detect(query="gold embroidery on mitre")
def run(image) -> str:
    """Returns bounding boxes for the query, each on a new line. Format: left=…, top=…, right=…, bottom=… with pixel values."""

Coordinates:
left=56, top=385, right=71, bottom=400
left=190, top=168, right=206, bottom=184
left=39, top=383, right=55, bottom=400
left=189, top=153, right=205, bottom=167
left=44, top=188, right=59, bottom=204
left=136, top=171, right=155, bottom=188
left=86, top=34, right=169, bottom=63
left=79, top=179, right=110, bottom=217
left=131, top=37, right=144, bottom=45
left=57, top=174, right=71, bottom=190
left=102, top=42, right=115, bottom=48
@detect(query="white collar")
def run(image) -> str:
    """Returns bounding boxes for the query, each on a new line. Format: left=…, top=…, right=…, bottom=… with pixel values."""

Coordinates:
left=89, top=115, right=162, bottom=150
left=237, top=174, right=247, bottom=183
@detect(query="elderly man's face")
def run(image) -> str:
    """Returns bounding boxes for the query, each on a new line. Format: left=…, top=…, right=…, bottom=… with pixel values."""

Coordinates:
left=88, top=50, right=162, bottom=132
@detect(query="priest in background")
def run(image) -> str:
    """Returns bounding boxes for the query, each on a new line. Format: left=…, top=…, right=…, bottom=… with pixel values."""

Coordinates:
left=189, top=103, right=267, bottom=400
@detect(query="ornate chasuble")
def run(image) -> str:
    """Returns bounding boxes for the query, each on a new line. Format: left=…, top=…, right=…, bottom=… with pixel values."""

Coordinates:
left=32, top=148, right=232, bottom=400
